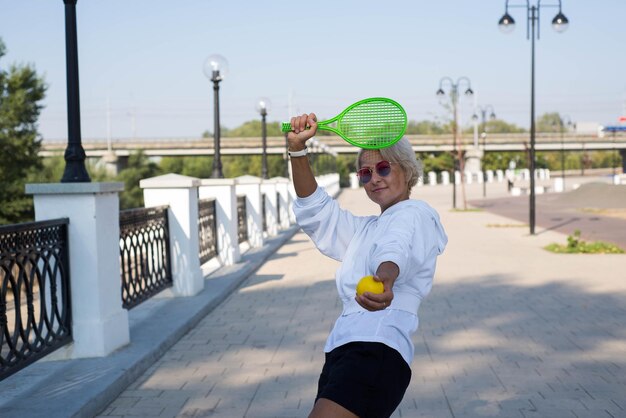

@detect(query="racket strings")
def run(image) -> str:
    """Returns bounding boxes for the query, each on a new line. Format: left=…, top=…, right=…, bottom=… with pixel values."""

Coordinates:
left=340, top=101, right=406, bottom=147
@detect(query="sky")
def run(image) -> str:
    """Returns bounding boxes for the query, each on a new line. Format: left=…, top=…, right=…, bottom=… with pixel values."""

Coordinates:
left=1, top=0, right=625, bottom=141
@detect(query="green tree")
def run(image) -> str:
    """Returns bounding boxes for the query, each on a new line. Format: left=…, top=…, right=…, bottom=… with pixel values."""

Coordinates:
left=222, top=120, right=283, bottom=137
left=535, top=112, right=562, bottom=132
left=0, top=38, right=47, bottom=224
left=405, top=120, right=448, bottom=135
left=116, top=151, right=161, bottom=209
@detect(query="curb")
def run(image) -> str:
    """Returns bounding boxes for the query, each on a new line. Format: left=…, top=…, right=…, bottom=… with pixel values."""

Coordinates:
left=0, top=226, right=300, bottom=418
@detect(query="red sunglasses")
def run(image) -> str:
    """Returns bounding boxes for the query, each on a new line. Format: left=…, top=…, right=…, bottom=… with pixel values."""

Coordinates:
left=357, top=160, right=392, bottom=184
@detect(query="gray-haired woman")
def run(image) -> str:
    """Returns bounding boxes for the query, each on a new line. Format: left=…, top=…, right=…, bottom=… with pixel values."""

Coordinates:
left=288, top=113, right=448, bottom=418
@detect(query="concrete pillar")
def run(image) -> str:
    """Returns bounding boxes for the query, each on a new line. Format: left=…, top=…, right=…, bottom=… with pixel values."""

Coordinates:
left=554, top=177, right=564, bottom=192
left=260, top=180, right=279, bottom=237
left=428, top=171, right=437, bottom=186
left=441, top=171, right=450, bottom=185
left=454, top=171, right=461, bottom=185
left=198, top=178, right=241, bottom=267
left=235, top=175, right=264, bottom=249
left=496, top=170, right=504, bottom=182
left=101, top=151, right=120, bottom=177
left=464, top=147, right=483, bottom=174
left=486, top=170, right=494, bottom=183
left=25, top=182, right=130, bottom=358
left=272, top=177, right=291, bottom=229
left=140, top=174, right=203, bottom=297
left=349, top=173, right=359, bottom=189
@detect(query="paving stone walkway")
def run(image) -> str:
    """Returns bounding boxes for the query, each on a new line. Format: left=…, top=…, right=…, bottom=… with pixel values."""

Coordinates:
left=98, top=182, right=626, bottom=418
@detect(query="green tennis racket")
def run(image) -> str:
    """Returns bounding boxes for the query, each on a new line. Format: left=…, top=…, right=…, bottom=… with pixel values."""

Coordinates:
left=281, top=97, right=407, bottom=149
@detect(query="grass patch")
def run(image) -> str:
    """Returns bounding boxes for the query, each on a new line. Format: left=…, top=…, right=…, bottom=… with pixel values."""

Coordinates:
left=450, top=208, right=484, bottom=212
left=578, top=208, right=626, bottom=220
left=487, top=223, right=528, bottom=228
left=544, top=230, right=624, bottom=254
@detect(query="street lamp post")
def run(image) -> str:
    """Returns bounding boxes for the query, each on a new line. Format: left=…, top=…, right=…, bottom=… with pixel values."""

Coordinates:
left=498, top=0, right=569, bottom=235
left=256, top=98, right=271, bottom=179
left=60, top=0, right=90, bottom=183
left=203, top=54, right=228, bottom=178
left=437, top=77, right=474, bottom=210
left=472, top=105, right=496, bottom=197
left=284, top=132, right=290, bottom=178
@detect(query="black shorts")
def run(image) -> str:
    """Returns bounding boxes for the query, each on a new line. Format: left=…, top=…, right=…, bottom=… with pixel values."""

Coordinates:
left=315, top=342, right=412, bottom=418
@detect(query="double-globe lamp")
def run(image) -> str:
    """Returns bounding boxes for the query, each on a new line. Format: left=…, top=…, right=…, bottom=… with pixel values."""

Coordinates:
left=498, top=0, right=569, bottom=235
left=436, top=77, right=474, bottom=210
left=203, top=54, right=229, bottom=178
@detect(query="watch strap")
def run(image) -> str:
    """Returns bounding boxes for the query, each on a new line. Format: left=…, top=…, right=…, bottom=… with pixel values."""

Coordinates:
left=288, top=147, right=308, bottom=157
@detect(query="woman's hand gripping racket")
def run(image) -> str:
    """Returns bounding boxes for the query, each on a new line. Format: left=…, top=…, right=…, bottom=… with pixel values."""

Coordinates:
left=282, top=97, right=407, bottom=149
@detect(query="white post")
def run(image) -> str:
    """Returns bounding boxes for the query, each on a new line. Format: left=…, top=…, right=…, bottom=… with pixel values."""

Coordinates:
left=486, top=170, right=494, bottom=183
left=454, top=171, right=462, bottom=185
left=272, top=177, right=291, bottom=229
left=287, top=183, right=297, bottom=224
left=496, top=170, right=504, bottom=182
left=260, top=180, right=279, bottom=237
left=140, top=174, right=203, bottom=297
left=428, top=171, right=437, bottom=186
left=235, top=175, right=264, bottom=249
left=25, top=182, right=129, bottom=358
left=441, top=171, right=450, bottom=185
left=198, top=178, right=241, bottom=266
left=349, top=173, right=359, bottom=189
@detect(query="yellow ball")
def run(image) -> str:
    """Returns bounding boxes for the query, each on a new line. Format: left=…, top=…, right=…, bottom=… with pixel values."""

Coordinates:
left=356, top=275, right=384, bottom=296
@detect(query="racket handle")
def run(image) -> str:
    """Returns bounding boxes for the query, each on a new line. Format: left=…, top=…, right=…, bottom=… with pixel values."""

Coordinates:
left=281, top=122, right=317, bottom=132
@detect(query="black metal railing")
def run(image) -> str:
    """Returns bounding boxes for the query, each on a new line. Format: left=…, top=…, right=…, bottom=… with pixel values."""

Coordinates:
left=276, top=191, right=281, bottom=226
left=119, top=206, right=172, bottom=310
left=0, top=218, right=72, bottom=381
left=236, top=195, right=248, bottom=244
left=261, top=193, right=267, bottom=232
left=198, top=198, right=218, bottom=265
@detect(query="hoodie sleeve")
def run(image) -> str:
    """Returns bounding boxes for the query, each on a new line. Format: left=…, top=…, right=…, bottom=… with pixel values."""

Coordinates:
left=293, top=187, right=365, bottom=261
left=368, top=203, right=447, bottom=276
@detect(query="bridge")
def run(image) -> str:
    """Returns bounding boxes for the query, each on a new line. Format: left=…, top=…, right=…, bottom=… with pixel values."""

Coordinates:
left=40, top=132, right=626, bottom=158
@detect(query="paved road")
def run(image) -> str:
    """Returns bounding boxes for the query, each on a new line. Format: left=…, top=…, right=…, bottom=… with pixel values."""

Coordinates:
left=99, top=181, right=626, bottom=418
left=470, top=178, right=626, bottom=248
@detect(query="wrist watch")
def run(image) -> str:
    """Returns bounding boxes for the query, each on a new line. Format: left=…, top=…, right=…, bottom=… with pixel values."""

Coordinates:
left=288, top=147, right=308, bottom=158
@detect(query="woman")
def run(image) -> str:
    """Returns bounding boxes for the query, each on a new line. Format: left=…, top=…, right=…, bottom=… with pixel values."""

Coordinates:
left=288, top=113, right=447, bottom=418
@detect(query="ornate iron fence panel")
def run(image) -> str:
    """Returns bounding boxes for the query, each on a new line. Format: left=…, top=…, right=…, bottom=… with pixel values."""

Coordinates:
left=119, top=206, right=172, bottom=310
left=236, top=195, right=248, bottom=244
left=261, top=193, right=267, bottom=232
left=0, top=218, right=71, bottom=381
left=198, top=198, right=218, bottom=265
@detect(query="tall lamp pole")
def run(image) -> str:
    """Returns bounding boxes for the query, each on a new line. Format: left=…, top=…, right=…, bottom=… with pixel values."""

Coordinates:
left=61, top=0, right=90, bottom=182
left=256, top=98, right=271, bottom=179
left=203, top=54, right=228, bottom=178
left=437, top=77, right=474, bottom=210
left=498, top=0, right=569, bottom=235
left=472, top=105, right=496, bottom=197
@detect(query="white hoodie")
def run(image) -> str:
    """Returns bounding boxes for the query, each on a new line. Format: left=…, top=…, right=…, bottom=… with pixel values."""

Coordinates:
left=293, top=187, right=447, bottom=364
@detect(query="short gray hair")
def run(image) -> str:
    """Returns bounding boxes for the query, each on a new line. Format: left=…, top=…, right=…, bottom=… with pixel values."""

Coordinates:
left=356, top=137, right=423, bottom=192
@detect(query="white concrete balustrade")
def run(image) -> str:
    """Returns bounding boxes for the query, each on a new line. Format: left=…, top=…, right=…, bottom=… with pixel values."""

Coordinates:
left=22, top=173, right=341, bottom=359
